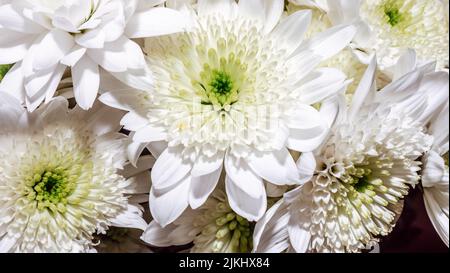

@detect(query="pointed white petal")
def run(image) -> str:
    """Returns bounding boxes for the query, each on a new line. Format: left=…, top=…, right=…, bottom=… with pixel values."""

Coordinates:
left=225, top=154, right=264, bottom=198
left=296, top=24, right=356, bottom=60
left=348, top=55, right=377, bottom=120
left=189, top=165, right=222, bottom=209
left=111, top=204, right=147, bottom=231
left=72, top=55, right=99, bottom=110
left=424, top=188, right=449, bottom=247
left=197, top=0, right=236, bottom=16
left=151, top=147, right=193, bottom=193
left=247, top=148, right=299, bottom=185
left=133, top=125, right=167, bottom=143
left=296, top=152, right=316, bottom=184
left=150, top=177, right=190, bottom=227
left=33, top=29, right=74, bottom=71
left=225, top=175, right=267, bottom=222
left=271, top=10, right=311, bottom=55
left=252, top=199, right=290, bottom=253
left=125, top=7, right=189, bottom=38
left=191, top=152, right=224, bottom=177
left=127, top=138, right=147, bottom=167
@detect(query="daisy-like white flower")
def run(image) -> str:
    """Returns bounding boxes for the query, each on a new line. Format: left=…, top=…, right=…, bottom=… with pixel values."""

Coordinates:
left=141, top=182, right=273, bottom=253
left=358, top=0, right=449, bottom=70
left=422, top=102, right=449, bottom=247
left=253, top=54, right=449, bottom=253
left=0, top=94, right=150, bottom=253
left=0, top=0, right=189, bottom=111
left=100, top=0, right=356, bottom=227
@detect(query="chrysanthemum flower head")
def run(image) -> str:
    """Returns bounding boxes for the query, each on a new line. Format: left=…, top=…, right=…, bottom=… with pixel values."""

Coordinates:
left=101, top=0, right=356, bottom=227
left=0, top=94, right=150, bottom=252
left=253, top=53, right=449, bottom=253
left=0, top=0, right=189, bottom=111
left=360, top=0, right=449, bottom=70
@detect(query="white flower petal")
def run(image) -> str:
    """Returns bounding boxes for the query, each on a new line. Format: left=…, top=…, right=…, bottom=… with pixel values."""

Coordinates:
left=99, top=91, right=139, bottom=112
left=60, top=45, right=86, bottom=67
left=72, top=55, right=99, bottom=110
left=141, top=221, right=179, bottom=247
left=252, top=199, right=290, bottom=253
left=75, top=28, right=106, bottom=49
left=111, top=204, right=147, bottom=231
left=0, top=4, right=44, bottom=33
left=150, top=177, right=190, bottom=227
left=191, top=152, right=224, bottom=177
left=127, top=138, right=148, bottom=167
left=225, top=175, right=267, bottom=222
left=197, top=0, right=236, bottom=16
left=288, top=213, right=311, bottom=253
left=247, top=148, right=299, bottom=185
left=0, top=62, right=26, bottom=103
left=262, top=0, right=284, bottom=34
left=424, top=188, right=449, bottom=247
left=238, top=0, right=264, bottom=23
left=296, top=152, right=316, bottom=184
left=189, top=165, right=222, bottom=209
left=33, top=29, right=74, bottom=71
left=225, top=154, right=264, bottom=199
left=87, top=37, right=129, bottom=72
left=392, top=49, right=417, bottom=81
left=133, top=125, right=167, bottom=143
left=296, top=24, right=356, bottom=60
left=286, top=104, right=323, bottom=130
left=296, top=68, right=347, bottom=105
left=287, top=124, right=328, bottom=153
left=348, top=56, right=377, bottom=120
left=271, top=10, right=311, bottom=55
left=422, top=151, right=447, bottom=188
left=121, top=111, right=148, bottom=132
left=147, top=141, right=167, bottom=159
left=151, top=147, right=193, bottom=193
left=0, top=29, right=34, bottom=64
left=125, top=7, right=189, bottom=38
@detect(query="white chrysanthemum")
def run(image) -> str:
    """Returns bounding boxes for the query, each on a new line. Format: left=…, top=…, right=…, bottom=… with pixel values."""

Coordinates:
left=142, top=186, right=264, bottom=253
left=253, top=55, right=449, bottom=253
left=0, top=94, right=149, bottom=253
left=422, top=102, right=449, bottom=247
left=360, top=0, right=449, bottom=70
left=101, top=0, right=356, bottom=227
left=0, top=0, right=189, bottom=111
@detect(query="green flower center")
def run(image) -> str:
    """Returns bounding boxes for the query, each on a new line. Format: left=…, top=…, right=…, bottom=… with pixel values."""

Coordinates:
left=200, top=68, right=240, bottom=107
left=346, top=166, right=374, bottom=193
left=210, top=70, right=233, bottom=96
left=384, top=3, right=403, bottom=26
left=0, top=64, right=13, bottom=81
left=215, top=212, right=253, bottom=253
left=26, top=166, right=77, bottom=212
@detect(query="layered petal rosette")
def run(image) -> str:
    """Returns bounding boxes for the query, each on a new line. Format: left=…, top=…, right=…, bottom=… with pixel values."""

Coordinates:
left=0, top=0, right=189, bottom=111
left=100, top=0, right=356, bottom=227
left=0, top=94, right=150, bottom=252
left=253, top=54, right=449, bottom=253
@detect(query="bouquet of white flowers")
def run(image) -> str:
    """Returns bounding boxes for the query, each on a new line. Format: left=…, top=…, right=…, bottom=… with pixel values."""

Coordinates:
left=0, top=0, right=448, bottom=254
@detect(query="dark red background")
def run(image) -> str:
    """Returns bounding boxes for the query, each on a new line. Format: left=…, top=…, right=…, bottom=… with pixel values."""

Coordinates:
left=380, top=186, right=447, bottom=252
